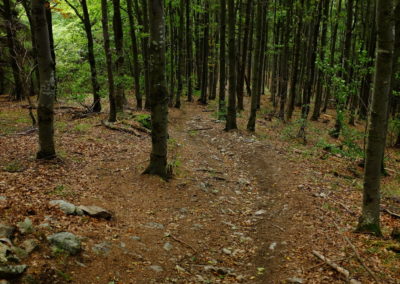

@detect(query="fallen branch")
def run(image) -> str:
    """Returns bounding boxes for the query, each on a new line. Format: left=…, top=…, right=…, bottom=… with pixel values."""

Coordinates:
left=312, top=250, right=350, bottom=279
left=188, top=127, right=213, bottom=131
left=101, top=120, right=141, bottom=137
left=120, top=120, right=151, bottom=134
left=383, top=208, right=400, bottom=219
left=333, top=222, right=380, bottom=283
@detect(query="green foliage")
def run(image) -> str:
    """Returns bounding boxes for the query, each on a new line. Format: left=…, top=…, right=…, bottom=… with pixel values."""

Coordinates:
left=134, top=114, right=152, bottom=129
left=3, top=160, right=24, bottom=172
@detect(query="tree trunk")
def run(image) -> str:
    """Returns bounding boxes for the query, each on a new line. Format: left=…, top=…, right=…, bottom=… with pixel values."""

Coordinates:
left=285, top=0, right=304, bottom=121
left=247, top=0, right=264, bottom=131
left=32, top=0, right=56, bottom=159
left=175, top=0, right=185, bottom=108
left=186, top=0, right=193, bottom=102
left=199, top=1, right=209, bottom=105
left=219, top=0, right=227, bottom=117
left=144, top=0, right=169, bottom=179
left=225, top=0, right=238, bottom=130
left=236, top=0, right=253, bottom=111
left=127, top=0, right=142, bottom=109
left=4, top=0, right=23, bottom=100
left=356, top=0, right=394, bottom=235
left=101, top=0, right=117, bottom=122
left=112, top=0, right=125, bottom=112
left=311, top=0, right=330, bottom=121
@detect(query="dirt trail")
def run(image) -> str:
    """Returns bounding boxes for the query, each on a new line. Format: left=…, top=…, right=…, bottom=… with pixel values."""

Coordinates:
left=54, top=102, right=319, bottom=284
left=0, top=99, right=324, bottom=284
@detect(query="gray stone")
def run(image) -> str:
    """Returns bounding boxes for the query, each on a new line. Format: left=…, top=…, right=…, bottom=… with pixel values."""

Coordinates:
left=21, top=239, right=38, bottom=254
left=163, top=242, right=173, bottom=251
left=17, top=218, right=33, bottom=234
left=92, top=242, right=111, bottom=255
left=78, top=205, right=112, bottom=220
left=255, top=209, right=267, bottom=216
left=286, top=277, right=304, bottom=283
left=49, top=200, right=76, bottom=215
left=0, top=196, right=6, bottom=201
left=0, top=225, right=15, bottom=239
left=130, top=236, right=141, bottom=241
left=0, top=243, right=11, bottom=263
left=0, top=265, right=27, bottom=279
left=47, top=232, right=81, bottom=255
left=149, top=265, right=163, bottom=273
left=222, top=248, right=232, bottom=255
left=144, top=222, right=164, bottom=230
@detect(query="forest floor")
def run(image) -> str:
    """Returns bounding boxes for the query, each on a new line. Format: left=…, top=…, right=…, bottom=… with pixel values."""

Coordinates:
left=0, top=94, right=400, bottom=284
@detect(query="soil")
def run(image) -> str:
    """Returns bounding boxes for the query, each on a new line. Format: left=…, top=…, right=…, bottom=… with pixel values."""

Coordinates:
left=1, top=96, right=399, bottom=283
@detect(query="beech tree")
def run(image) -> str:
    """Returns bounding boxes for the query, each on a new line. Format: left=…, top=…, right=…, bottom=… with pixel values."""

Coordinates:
left=144, top=0, right=169, bottom=179
left=32, top=0, right=56, bottom=159
left=357, top=0, right=395, bottom=235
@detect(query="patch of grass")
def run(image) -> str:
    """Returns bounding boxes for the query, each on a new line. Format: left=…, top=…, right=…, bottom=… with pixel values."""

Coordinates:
left=49, top=184, right=75, bottom=197
left=188, top=130, right=198, bottom=137
left=134, top=114, right=151, bottom=129
left=55, top=121, right=68, bottom=132
left=3, top=160, right=24, bottom=172
left=56, top=269, right=72, bottom=281
left=73, top=123, right=91, bottom=133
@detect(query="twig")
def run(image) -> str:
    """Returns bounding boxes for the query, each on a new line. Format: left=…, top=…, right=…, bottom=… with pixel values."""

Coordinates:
left=272, top=224, right=285, bottom=232
left=333, top=222, right=380, bottom=283
left=168, top=233, right=198, bottom=254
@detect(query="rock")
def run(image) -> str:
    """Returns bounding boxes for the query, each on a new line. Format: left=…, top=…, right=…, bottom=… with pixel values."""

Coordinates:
left=21, top=239, right=38, bottom=254
left=286, top=277, right=304, bottom=283
left=0, top=196, right=6, bottom=201
left=391, top=227, right=400, bottom=242
left=130, top=236, right=141, bottom=241
left=0, top=265, right=27, bottom=279
left=0, top=243, right=12, bottom=263
left=92, top=242, right=111, bottom=255
left=255, top=209, right=267, bottom=216
left=163, top=242, right=173, bottom=251
left=204, top=265, right=233, bottom=275
left=149, top=265, right=163, bottom=272
left=222, top=248, right=232, bottom=255
left=144, top=222, right=164, bottom=230
left=0, top=280, right=10, bottom=284
left=269, top=242, right=277, bottom=250
left=17, top=218, right=33, bottom=235
left=49, top=200, right=77, bottom=215
left=47, top=232, right=81, bottom=255
left=38, top=223, right=51, bottom=230
left=0, top=225, right=15, bottom=239
left=78, top=205, right=112, bottom=220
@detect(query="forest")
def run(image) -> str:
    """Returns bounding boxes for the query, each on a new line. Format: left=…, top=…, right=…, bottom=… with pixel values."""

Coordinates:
left=0, top=0, right=399, bottom=283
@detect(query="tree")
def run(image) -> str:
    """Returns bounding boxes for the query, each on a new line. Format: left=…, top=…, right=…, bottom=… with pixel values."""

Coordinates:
left=4, top=0, right=23, bottom=100
left=32, top=0, right=56, bottom=159
left=246, top=0, right=264, bottom=132
left=112, top=0, right=125, bottom=112
left=144, top=0, right=169, bottom=179
left=127, top=0, right=142, bottom=109
left=65, top=0, right=101, bottom=112
left=357, top=0, right=395, bottom=235
left=225, top=0, right=237, bottom=130
left=218, top=0, right=227, bottom=117
left=101, top=0, right=117, bottom=122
